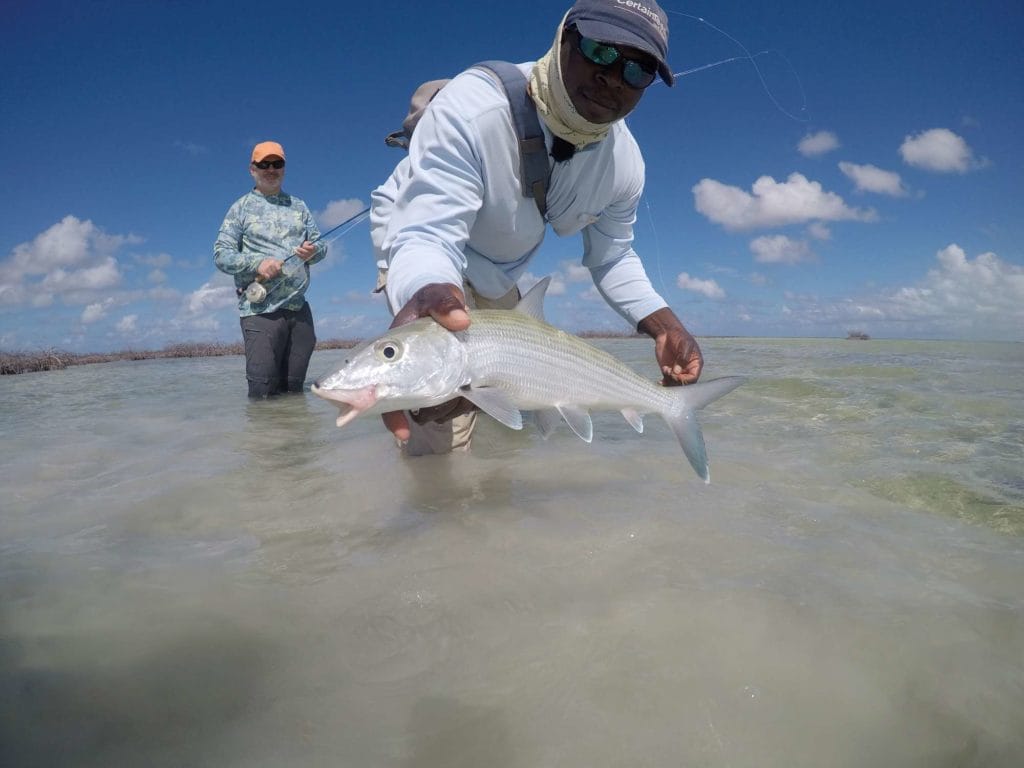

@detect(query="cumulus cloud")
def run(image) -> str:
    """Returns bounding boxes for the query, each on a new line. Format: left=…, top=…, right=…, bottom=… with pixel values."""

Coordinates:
left=899, top=128, right=982, bottom=173
left=136, top=252, right=173, bottom=268
left=317, top=198, right=367, bottom=230
left=559, top=261, right=591, bottom=282
left=676, top=272, right=725, bottom=299
left=185, top=280, right=237, bottom=315
left=782, top=245, right=1024, bottom=340
left=749, top=235, right=815, bottom=265
left=519, top=271, right=566, bottom=296
left=838, top=161, right=908, bottom=196
left=798, top=131, right=840, bottom=157
left=81, top=299, right=115, bottom=324
left=0, top=216, right=138, bottom=307
left=116, top=315, right=138, bottom=333
left=807, top=222, right=832, bottom=240
left=693, top=173, right=876, bottom=231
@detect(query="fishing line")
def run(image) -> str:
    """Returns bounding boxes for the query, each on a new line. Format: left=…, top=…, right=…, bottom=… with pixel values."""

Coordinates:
left=244, top=206, right=372, bottom=303
left=644, top=198, right=670, bottom=297
left=665, top=11, right=809, bottom=123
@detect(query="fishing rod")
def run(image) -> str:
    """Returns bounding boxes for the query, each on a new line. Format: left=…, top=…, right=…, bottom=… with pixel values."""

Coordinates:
left=244, top=205, right=371, bottom=303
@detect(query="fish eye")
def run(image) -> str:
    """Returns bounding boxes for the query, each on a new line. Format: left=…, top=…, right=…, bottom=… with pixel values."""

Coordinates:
left=375, top=340, right=403, bottom=362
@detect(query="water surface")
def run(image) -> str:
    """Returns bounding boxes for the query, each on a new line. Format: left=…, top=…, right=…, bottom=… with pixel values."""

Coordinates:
left=2, top=338, right=1022, bottom=766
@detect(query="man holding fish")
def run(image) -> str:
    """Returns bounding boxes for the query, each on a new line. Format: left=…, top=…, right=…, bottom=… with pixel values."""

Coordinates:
left=368, top=0, right=704, bottom=454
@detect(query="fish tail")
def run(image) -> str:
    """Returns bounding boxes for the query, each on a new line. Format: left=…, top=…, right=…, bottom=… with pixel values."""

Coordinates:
left=663, top=376, right=746, bottom=483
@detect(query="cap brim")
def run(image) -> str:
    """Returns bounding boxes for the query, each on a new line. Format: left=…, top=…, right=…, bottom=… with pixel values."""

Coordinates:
left=574, top=18, right=675, bottom=86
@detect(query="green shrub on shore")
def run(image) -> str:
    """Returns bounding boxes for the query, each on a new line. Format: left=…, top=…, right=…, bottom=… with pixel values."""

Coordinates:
left=1, top=339, right=361, bottom=375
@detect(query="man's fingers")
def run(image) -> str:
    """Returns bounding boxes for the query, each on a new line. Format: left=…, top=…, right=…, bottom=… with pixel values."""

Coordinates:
left=433, top=307, right=470, bottom=332
left=391, top=283, right=470, bottom=330
left=382, top=410, right=410, bottom=442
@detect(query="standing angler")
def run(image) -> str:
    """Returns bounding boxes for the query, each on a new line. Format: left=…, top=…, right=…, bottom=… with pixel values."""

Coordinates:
left=214, top=141, right=327, bottom=398
left=371, top=0, right=703, bottom=454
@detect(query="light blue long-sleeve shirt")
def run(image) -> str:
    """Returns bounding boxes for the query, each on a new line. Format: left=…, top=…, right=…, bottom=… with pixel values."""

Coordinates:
left=370, top=62, right=669, bottom=328
left=214, top=189, right=327, bottom=317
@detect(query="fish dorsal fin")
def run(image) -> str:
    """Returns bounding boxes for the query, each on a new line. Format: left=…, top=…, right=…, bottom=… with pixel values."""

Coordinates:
left=514, top=276, right=550, bottom=322
left=460, top=385, right=524, bottom=430
left=556, top=405, right=593, bottom=443
left=621, top=408, right=644, bottom=433
left=532, top=408, right=562, bottom=439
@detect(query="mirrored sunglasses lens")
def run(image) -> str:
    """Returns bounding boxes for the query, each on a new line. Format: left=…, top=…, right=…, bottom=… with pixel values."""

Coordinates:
left=623, top=61, right=656, bottom=89
left=580, top=37, right=619, bottom=66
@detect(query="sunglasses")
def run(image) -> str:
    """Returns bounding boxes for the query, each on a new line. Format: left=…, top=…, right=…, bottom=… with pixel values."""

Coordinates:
left=575, top=33, right=658, bottom=90
left=253, top=159, right=285, bottom=170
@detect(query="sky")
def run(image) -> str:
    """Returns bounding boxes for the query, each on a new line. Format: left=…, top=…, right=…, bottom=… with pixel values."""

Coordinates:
left=2, top=0, right=1023, bottom=352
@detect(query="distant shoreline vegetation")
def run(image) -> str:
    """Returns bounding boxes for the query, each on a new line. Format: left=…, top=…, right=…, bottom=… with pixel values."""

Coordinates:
left=0, top=340, right=365, bottom=376
left=3, top=332, right=647, bottom=375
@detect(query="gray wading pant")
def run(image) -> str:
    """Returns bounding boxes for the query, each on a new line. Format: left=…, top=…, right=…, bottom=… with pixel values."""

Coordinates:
left=376, top=269, right=519, bottom=455
left=240, top=302, right=316, bottom=398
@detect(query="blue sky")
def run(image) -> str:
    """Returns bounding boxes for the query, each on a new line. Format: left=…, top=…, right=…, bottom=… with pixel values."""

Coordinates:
left=3, top=0, right=1022, bottom=351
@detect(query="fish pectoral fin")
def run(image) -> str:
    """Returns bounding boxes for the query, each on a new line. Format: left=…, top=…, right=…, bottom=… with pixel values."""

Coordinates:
left=556, top=405, right=593, bottom=443
left=532, top=409, right=562, bottom=439
left=621, top=408, right=644, bottom=433
left=461, top=386, right=524, bottom=430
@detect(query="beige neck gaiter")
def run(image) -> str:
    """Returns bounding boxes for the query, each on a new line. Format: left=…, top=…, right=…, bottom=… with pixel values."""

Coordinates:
left=528, top=13, right=613, bottom=149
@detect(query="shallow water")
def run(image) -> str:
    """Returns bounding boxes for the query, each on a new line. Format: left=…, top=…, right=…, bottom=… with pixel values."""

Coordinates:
left=2, top=338, right=1022, bottom=767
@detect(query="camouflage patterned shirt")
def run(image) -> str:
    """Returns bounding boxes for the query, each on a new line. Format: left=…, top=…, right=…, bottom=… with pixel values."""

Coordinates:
left=214, top=189, right=327, bottom=317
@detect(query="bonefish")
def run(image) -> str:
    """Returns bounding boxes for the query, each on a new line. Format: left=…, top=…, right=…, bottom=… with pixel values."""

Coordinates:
left=312, top=278, right=744, bottom=482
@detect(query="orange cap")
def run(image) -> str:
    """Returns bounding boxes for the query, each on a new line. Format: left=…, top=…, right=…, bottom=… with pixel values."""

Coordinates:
left=251, top=141, right=286, bottom=163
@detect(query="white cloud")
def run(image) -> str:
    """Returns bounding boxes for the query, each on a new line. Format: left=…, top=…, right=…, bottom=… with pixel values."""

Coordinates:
left=39, top=258, right=121, bottom=299
left=559, top=261, right=591, bottom=282
left=81, top=299, right=114, bottom=324
left=676, top=272, right=725, bottom=299
left=519, top=271, right=567, bottom=297
left=136, top=252, right=173, bottom=268
left=798, top=131, right=840, bottom=157
left=116, top=315, right=138, bottom=333
left=838, top=161, right=908, bottom=196
left=781, top=244, right=1024, bottom=340
left=0, top=216, right=137, bottom=307
left=693, top=173, right=876, bottom=231
left=750, top=235, right=815, bottom=265
left=899, top=128, right=981, bottom=173
left=317, top=198, right=368, bottom=230
left=807, top=222, right=832, bottom=241
left=185, top=280, right=237, bottom=314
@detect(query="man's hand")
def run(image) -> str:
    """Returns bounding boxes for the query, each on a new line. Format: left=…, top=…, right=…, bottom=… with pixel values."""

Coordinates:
left=382, top=283, right=472, bottom=441
left=637, top=307, right=703, bottom=386
left=293, top=241, right=318, bottom=261
left=256, top=258, right=283, bottom=281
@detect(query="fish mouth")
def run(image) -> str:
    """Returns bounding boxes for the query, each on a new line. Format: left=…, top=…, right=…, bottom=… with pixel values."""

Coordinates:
left=311, top=384, right=377, bottom=428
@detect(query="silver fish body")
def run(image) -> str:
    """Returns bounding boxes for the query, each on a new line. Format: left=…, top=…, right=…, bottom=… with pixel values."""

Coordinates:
left=312, top=278, right=744, bottom=482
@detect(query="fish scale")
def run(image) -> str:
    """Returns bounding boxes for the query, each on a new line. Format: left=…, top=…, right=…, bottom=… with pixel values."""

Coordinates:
left=462, top=309, right=677, bottom=415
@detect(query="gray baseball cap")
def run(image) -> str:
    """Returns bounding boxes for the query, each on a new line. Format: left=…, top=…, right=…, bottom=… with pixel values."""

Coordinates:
left=565, top=0, right=674, bottom=86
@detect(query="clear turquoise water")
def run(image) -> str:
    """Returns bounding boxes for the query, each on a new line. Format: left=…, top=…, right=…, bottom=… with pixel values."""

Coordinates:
left=2, top=338, right=1022, bottom=766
